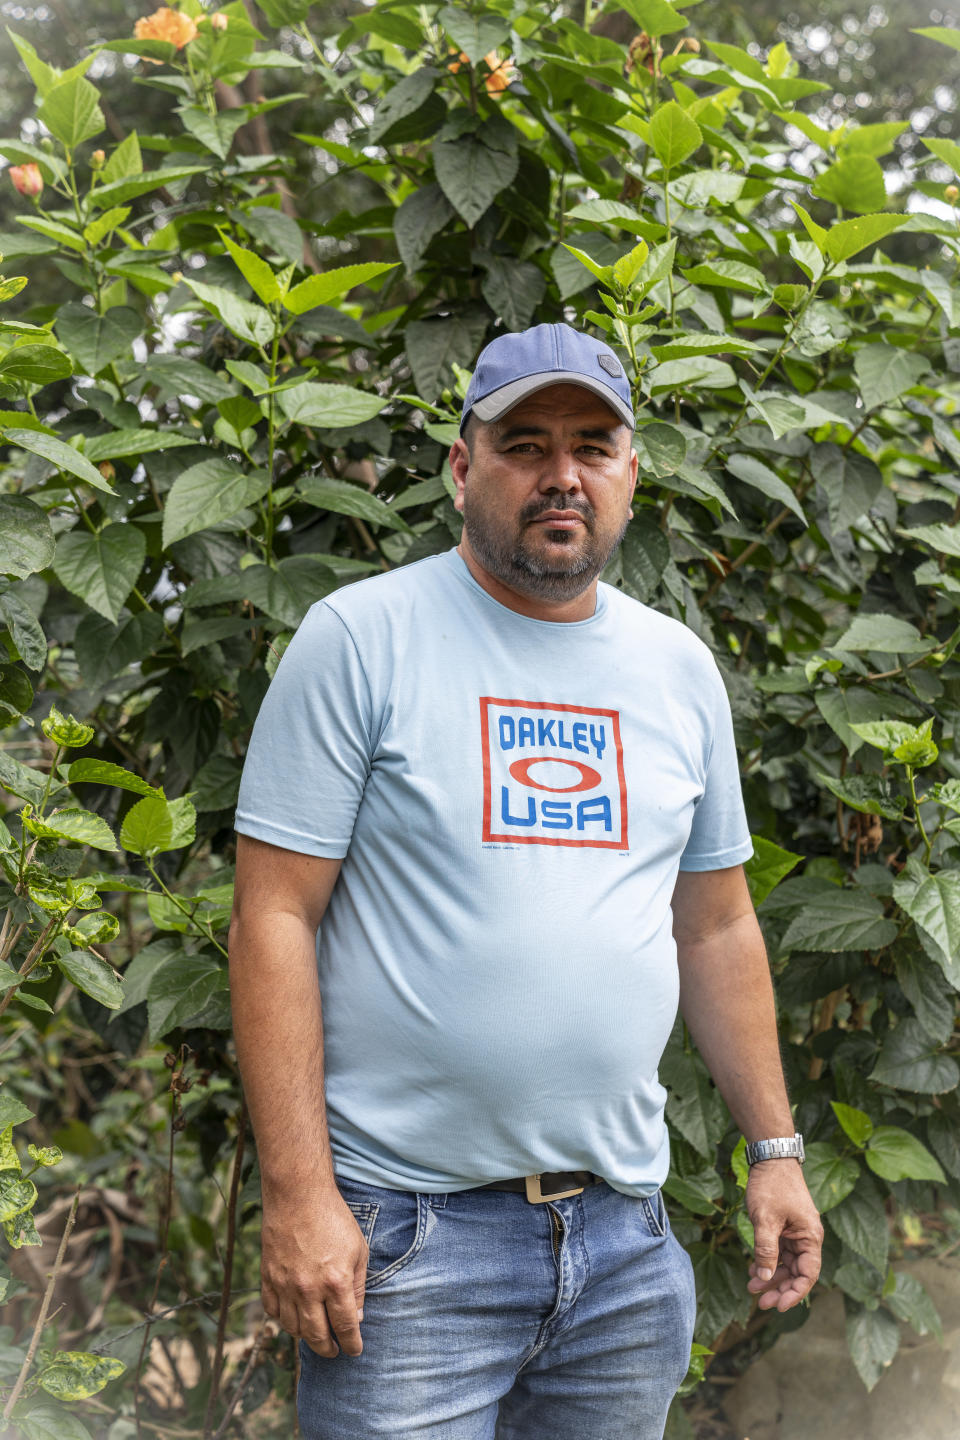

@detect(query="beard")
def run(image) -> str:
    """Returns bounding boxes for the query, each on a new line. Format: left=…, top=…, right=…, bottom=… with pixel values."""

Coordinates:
left=462, top=491, right=630, bottom=602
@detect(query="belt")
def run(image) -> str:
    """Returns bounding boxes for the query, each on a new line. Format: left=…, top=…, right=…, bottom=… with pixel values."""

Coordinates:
left=471, top=1171, right=604, bottom=1203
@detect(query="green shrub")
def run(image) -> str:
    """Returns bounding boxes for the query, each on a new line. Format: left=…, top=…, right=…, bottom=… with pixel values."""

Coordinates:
left=0, top=1, right=958, bottom=1432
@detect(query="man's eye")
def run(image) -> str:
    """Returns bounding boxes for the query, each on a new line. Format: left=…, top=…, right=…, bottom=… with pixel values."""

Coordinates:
left=508, top=443, right=539, bottom=453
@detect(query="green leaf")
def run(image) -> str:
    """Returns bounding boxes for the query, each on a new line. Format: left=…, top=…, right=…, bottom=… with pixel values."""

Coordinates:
left=55, top=304, right=142, bottom=377
left=790, top=200, right=828, bottom=252
left=180, top=106, right=248, bottom=161
left=275, top=382, right=388, bottom=428
left=0, top=1093, right=33, bottom=1128
left=892, top=868, right=960, bottom=989
left=840, top=122, right=909, bottom=158
left=559, top=243, right=613, bottom=285
left=826, top=1172, right=889, bottom=1274
left=691, top=1247, right=751, bottom=1343
left=854, top=344, right=930, bottom=411
left=119, top=795, right=174, bottom=858
left=921, top=135, right=960, bottom=179
left=803, top=1142, right=861, bottom=1213
left=865, top=1126, right=946, bottom=1184
left=477, top=255, right=546, bottom=332
left=53, top=524, right=145, bottom=625
left=217, top=228, right=282, bottom=304
left=871, top=1017, right=959, bottom=1094
left=22, top=807, right=117, bottom=851
left=811, top=155, right=887, bottom=214
left=101, top=130, right=142, bottom=185
left=82, top=429, right=196, bottom=464
left=394, top=183, right=455, bottom=274
left=896, top=950, right=955, bottom=1045
left=648, top=357, right=737, bottom=394
left=15, top=1401, right=94, bottom=1440
left=780, top=887, right=897, bottom=953
left=649, top=332, right=758, bottom=362
left=811, top=446, right=883, bottom=533
left=56, top=951, right=123, bottom=1010
left=742, top=835, right=799, bottom=906
left=8, top=29, right=62, bottom=97
left=240, top=204, right=303, bottom=266
left=650, top=101, right=702, bottom=171
left=3, top=428, right=115, bottom=494
left=41, top=705, right=93, bottom=748
left=147, top=953, right=229, bottom=1040
left=434, top=128, right=519, bottom=228
left=618, top=513, right=670, bottom=602
left=0, top=496, right=55, bottom=580
left=68, top=759, right=160, bottom=799
left=73, top=611, right=164, bottom=690
left=88, top=166, right=208, bottom=208
left=846, top=1304, right=900, bottom=1391
left=181, top=278, right=275, bottom=348
left=824, top=214, right=907, bottom=263
left=681, top=259, right=767, bottom=293
left=902, top=523, right=960, bottom=559
left=37, top=1351, right=124, bottom=1402
left=834, top=614, right=930, bottom=655
left=816, top=773, right=905, bottom=823
left=37, top=74, right=104, bottom=149
left=634, top=422, right=686, bottom=478
left=726, top=453, right=806, bottom=523
left=0, top=342, right=73, bottom=383
left=283, top=261, right=399, bottom=314
left=914, top=25, right=960, bottom=51
left=885, top=1271, right=943, bottom=1342
left=367, top=66, right=437, bottom=145
left=848, top=719, right=924, bottom=753
left=82, top=206, right=131, bottom=247
left=831, top=1101, right=874, bottom=1149
left=438, top=5, right=509, bottom=63
left=297, top=476, right=412, bottom=534
left=161, top=460, right=272, bottom=548
left=619, top=0, right=687, bottom=38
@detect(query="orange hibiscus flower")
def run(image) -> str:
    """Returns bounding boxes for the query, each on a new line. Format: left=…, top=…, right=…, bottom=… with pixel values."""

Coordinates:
left=134, top=7, right=199, bottom=51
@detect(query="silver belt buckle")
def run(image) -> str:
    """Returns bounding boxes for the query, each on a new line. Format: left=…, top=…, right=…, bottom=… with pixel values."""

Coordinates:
left=525, top=1173, right=585, bottom=1203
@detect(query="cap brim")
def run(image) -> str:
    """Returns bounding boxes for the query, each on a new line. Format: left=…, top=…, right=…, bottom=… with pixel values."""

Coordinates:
left=470, top=371, right=634, bottom=430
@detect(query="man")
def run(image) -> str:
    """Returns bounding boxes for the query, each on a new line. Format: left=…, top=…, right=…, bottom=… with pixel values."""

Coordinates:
left=229, top=322, right=823, bottom=1440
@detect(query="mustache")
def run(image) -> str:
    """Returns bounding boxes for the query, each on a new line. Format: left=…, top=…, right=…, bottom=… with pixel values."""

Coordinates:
left=520, top=497, right=595, bottom=528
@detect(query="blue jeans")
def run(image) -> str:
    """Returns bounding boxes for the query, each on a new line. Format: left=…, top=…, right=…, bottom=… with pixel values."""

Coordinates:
left=297, top=1173, right=697, bottom=1439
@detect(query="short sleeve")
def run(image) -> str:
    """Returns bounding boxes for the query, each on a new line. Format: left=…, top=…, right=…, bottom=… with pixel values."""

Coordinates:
left=234, top=602, right=375, bottom=858
left=677, top=661, right=754, bottom=872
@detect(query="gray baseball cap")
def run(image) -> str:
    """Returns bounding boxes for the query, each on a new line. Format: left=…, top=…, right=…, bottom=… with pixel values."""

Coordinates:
left=459, top=322, right=634, bottom=434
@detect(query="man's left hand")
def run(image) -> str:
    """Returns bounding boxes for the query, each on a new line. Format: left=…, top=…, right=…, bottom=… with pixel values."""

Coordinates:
left=745, top=1160, right=823, bottom=1312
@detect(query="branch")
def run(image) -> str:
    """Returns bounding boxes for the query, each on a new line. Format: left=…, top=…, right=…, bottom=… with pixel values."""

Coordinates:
left=2, top=1188, right=81, bottom=1421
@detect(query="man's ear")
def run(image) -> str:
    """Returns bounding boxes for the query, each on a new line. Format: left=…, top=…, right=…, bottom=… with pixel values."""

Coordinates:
left=450, top=437, right=470, bottom=513
left=628, top=444, right=639, bottom=503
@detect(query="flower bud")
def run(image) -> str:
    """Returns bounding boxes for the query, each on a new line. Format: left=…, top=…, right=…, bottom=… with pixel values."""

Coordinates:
left=946, top=184, right=959, bottom=204
left=91, top=149, right=106, bottom=169
left=98, top=461, right=116, bottom=483
left=9, top=163, right=43, bottom=199
left=210, top=11, right=228, bottom=30
left=171, top=270, right=183, bottom=283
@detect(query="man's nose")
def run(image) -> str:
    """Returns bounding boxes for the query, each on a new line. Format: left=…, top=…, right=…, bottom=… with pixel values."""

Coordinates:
left=538, top=450, right=582, bottom=492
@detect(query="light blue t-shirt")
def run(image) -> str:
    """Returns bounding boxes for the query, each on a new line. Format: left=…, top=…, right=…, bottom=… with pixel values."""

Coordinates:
left=234, top=547, right=753, bottom=1197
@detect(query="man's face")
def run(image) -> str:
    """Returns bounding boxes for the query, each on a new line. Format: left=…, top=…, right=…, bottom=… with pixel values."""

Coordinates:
left=450, top=383, right=638, bottom=604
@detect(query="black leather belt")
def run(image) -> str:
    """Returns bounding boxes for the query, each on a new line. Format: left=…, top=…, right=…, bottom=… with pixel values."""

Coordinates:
left=472, top=1171, right=604, bottom=1203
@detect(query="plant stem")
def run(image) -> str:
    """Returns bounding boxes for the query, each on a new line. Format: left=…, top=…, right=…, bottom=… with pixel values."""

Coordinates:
left=906, top=766, right=933, bottom=865
left=2, top=1188, right=81, bottom=1420
left=203, top=1099, right=248, bottom=1439
left=144, top=861, right=228, bottom=957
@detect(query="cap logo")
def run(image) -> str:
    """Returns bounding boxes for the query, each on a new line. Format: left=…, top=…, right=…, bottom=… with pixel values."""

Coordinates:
left=598, top=354, right=621, bottom=377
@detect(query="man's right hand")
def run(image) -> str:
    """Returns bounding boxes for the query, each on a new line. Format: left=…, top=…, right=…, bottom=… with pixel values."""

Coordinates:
left=260, top=1188, right=369, bottom=1357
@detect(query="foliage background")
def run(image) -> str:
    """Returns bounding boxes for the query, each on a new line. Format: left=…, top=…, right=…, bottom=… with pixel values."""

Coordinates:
left=1, top=1, right=959, bottom=1436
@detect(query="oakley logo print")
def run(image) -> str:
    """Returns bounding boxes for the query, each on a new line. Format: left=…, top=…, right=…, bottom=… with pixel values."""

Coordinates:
left=480, top=697, right=628, bottom=849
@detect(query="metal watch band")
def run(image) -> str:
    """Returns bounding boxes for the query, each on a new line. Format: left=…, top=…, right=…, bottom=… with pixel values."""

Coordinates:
left=744, top=1132, right=805, bottom=1166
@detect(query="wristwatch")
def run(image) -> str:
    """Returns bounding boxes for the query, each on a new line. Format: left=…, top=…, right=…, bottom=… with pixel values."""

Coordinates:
left=745, top=1132, right=805, bottom=1166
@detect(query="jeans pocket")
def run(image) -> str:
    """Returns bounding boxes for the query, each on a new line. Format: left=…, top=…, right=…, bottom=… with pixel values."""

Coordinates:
left=337, top=1178, right=428, bottom=1290
left=640, top=1187, right=667, bottom=1239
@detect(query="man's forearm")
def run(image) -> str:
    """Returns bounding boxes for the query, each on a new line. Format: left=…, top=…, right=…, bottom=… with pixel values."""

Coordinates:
left=228, top=911, right=339, bottom=1201
left=675, top=913, right=795, bottom=1141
